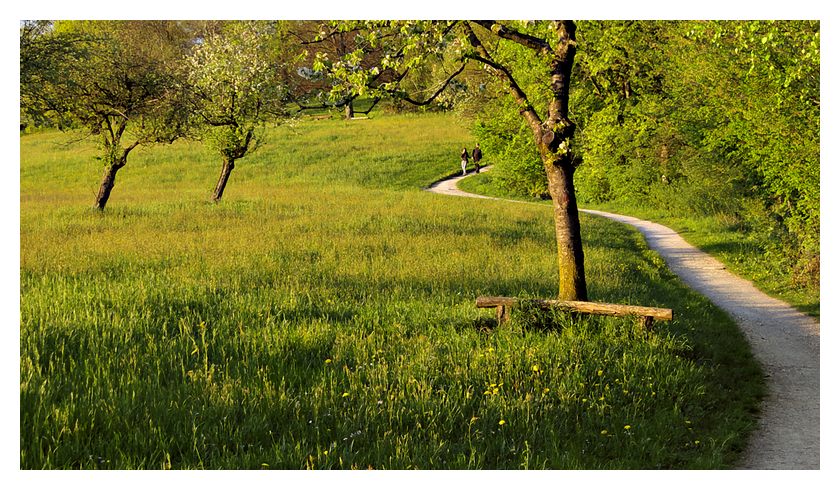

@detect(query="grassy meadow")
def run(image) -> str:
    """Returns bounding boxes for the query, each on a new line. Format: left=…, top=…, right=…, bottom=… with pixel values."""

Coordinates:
left=20, top=112, right=764, bottom=469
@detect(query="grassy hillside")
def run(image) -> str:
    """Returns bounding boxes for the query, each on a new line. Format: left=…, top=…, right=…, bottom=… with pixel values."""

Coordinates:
left=20, top=113, right=763, bottom=469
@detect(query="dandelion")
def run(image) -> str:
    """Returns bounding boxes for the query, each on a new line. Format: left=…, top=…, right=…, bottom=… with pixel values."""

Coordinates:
left=543, top=388, right=550, bottom=394
left=600, top=429, right=608, bottom=435
left=624, top=425, right=631, bottom=430
left=694, top=440, right=700, bottom=445
left=597, top=369, right=604, bottom=376
left=323, top=450, right=329, bottom=455
left=499, top=419, right=506, bottom=426
left=532, top=364, right=541, bottom=373
left=342, top=392, right=349, bottom=398
left=325, top=359, right=332, bottom=364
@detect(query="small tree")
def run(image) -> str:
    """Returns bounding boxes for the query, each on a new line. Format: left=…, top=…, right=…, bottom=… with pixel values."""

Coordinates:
left=21, top=20, right=192, bottom=210
left=187, top=21, right=290, bottom=202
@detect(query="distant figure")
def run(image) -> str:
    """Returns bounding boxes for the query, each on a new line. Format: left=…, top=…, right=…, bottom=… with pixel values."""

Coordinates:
left=460, top=147, right=469, bottom=175
left=472, top=143, right=483, bottom=173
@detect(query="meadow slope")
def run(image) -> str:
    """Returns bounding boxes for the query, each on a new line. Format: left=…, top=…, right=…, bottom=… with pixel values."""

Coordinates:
left=20, top=113, right=763, bottom=469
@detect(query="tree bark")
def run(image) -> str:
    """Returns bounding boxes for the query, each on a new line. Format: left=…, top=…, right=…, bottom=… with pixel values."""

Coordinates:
left=211, top=157, right=235, bottom=202
left=94, top=160, right=125, bottom=210
left=545, top=159, right=588, bottom=301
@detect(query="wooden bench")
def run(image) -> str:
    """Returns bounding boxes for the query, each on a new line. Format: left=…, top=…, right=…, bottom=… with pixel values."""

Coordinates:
left=476, top=296, right=673, bottom=328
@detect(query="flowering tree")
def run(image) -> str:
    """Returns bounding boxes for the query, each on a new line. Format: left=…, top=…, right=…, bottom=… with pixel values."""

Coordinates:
left=187, top=21, right=291, bottom=202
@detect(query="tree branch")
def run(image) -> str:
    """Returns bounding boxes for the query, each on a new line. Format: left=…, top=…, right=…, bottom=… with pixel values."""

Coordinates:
left=462, top=22, right=543, bottom=133
left=471, top=21, right=552, bottom=54
left=387, top=63, right=466, bottom=106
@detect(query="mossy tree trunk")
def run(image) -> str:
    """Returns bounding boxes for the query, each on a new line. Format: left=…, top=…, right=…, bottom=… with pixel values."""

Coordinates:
left=465, top=20, right=587, bottom=300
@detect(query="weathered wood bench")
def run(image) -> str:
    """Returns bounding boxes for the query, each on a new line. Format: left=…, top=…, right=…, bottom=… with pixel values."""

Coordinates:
left=476, top=296, right=673, bottom=328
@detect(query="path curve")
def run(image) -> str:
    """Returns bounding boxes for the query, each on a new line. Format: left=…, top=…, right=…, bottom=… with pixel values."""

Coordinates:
left=426, top=168, right=820, bottom=469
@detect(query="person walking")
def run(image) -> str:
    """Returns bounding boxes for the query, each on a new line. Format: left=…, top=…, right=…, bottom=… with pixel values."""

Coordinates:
left=460, top=147, right=469, bottom=176
left=472, top=143, right=483, bottom=173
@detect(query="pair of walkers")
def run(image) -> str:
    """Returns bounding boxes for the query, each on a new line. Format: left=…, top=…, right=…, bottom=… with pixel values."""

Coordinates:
left=460, top=144, right=483, bottom=176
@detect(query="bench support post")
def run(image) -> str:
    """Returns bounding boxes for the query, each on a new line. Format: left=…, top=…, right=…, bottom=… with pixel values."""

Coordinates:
left=496, top=305, right=509, bottom=325
left=638, top=315, right=654, bottom=330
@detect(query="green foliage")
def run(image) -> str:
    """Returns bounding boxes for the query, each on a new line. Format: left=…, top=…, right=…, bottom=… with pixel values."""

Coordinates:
left=472, top=99, right=547, bottom=198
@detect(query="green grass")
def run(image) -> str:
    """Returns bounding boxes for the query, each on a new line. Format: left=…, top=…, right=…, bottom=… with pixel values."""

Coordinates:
left=20, top=113, right=763, bottom=469
left=459, top=171, right=819, bottom=318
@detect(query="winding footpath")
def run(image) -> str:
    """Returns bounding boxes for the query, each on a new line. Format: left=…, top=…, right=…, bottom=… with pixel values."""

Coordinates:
left=427, top=168, right=820, bottom=469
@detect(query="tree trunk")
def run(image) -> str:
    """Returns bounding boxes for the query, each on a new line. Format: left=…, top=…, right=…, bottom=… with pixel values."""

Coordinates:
left=94, top=161, right=124, bottom=210
left=344, top=102, right=354, bottom=120
left=211, top=158, right=235, bottom=202
left=545, top=159, right=588, bottom=301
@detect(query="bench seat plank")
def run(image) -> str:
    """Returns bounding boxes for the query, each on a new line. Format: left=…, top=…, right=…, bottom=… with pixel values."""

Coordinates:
left=476, top=296, right=672, bottom=322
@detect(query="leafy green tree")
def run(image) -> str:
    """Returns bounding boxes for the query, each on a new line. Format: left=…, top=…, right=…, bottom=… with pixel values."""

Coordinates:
left=479, top=20, right=820, bottom=288
left=21, top=20, right=193, bottom=210
left=680, top=21, right=820, bottom=284
left=314, top=21, right=588, bottom=300
left=186, top=21, right=291, bottom=202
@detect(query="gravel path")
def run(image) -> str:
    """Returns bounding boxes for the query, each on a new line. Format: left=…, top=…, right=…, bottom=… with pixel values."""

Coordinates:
left=426, top=168, right=820, bottom=469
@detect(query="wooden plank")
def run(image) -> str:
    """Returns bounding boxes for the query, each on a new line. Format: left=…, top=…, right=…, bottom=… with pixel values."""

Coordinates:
left=475, top=296, right=672, bottom=322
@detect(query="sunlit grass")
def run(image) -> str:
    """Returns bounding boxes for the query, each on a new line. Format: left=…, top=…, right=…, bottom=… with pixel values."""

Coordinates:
left=20, top=113, right=763, bottom=469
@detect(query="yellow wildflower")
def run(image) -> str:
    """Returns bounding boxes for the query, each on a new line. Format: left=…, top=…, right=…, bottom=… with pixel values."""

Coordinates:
left=624, top=425, right=631, bottom=430
left=342, top=392, right=349, bottom=398
left=499, top=419, right=506, bottom=426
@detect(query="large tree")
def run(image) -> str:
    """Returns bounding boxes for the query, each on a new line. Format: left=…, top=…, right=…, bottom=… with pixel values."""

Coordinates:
left=315, top=21, right=587, bottom=300
left=21, top=20, right=194, bottom=210
left=186, top=21, right=291, bottom=202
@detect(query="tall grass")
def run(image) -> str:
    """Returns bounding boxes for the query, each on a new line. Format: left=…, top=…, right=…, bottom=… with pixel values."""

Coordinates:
left=20, top=113, right=763, bottom=469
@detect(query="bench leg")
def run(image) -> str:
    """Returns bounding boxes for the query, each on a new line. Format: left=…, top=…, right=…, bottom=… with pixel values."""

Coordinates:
left=496, top=305, right=509, bottom=325
left=638, top=316, right=654, bottom=330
